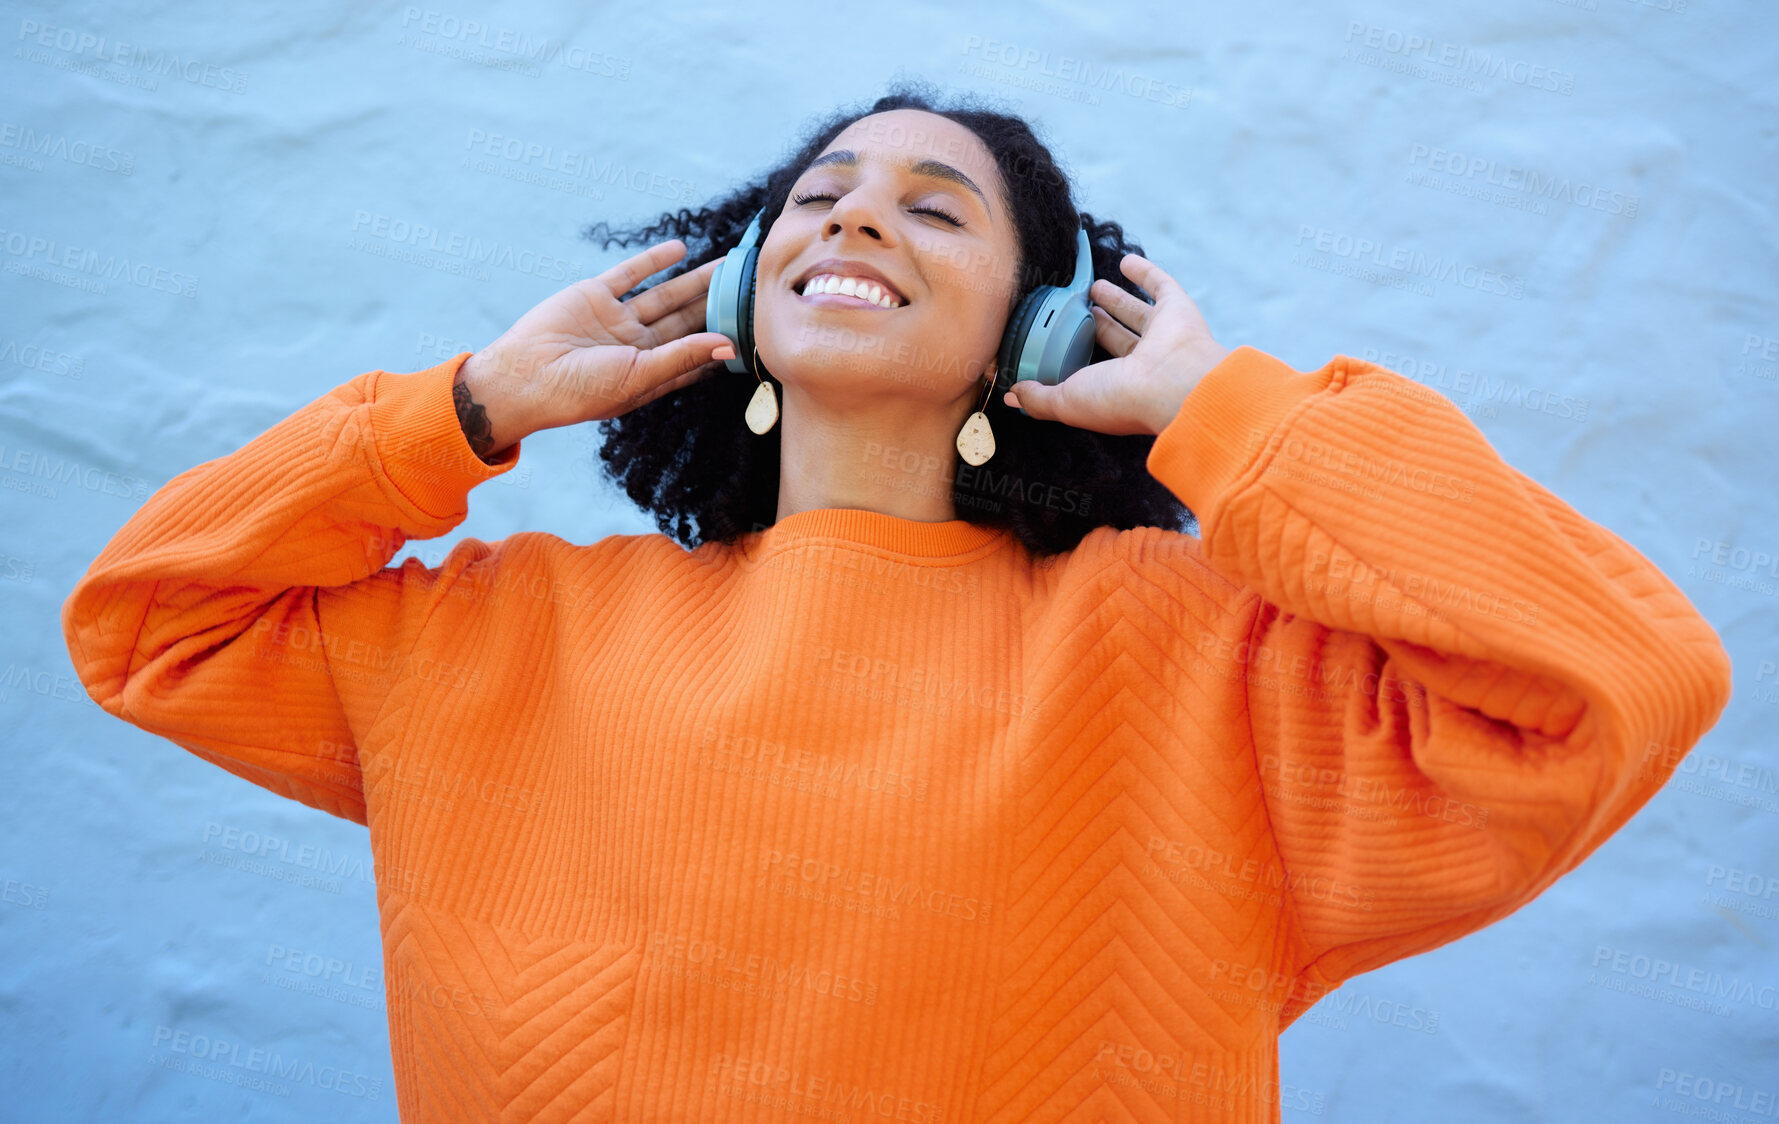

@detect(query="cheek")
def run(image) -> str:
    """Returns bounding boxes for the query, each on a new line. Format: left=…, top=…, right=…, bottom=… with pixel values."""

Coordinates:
left=930, top=278, right=1007, bottom=348
left=753, top=287, right=796, bottom=355
left=757, top=247, right=789, bottom=300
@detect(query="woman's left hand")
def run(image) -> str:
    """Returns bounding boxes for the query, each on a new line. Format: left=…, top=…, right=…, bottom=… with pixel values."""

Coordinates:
left=1004, top=253, right=1233, bottom=436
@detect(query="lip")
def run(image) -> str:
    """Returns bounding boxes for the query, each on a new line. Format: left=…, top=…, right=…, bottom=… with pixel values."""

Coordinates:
left=790, top=258, right=910, bottom=306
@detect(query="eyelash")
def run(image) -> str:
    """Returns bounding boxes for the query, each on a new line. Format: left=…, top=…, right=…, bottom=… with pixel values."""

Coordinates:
left=790, top=190, right=966, bottom=228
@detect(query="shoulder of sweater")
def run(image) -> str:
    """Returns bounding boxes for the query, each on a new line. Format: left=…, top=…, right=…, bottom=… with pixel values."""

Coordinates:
left=411, top=526, right=729, bottom=590
left=1043, top=522, right=1256, bottom=624
left=427, top=527, right=701, bottom=571
left=365, top=528, right=711, bottom=637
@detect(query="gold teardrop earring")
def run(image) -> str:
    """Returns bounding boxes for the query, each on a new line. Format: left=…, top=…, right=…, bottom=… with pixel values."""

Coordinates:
left=743, top=340, right=778, bottom=435
left=955, top=363, right=997, bottom=467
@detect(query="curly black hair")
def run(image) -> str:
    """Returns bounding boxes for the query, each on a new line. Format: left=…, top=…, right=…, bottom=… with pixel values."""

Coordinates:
left=580, top=77, right=1196, bottom=558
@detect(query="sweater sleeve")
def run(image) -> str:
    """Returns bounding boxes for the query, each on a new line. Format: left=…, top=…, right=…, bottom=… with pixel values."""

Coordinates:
left=1139, top=346, right=1733, bottom=1028
left=59, top=350, right=520, bottom=825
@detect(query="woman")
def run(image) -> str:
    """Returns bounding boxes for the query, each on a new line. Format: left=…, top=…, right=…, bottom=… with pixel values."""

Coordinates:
left=63, top=84, right=1731, bottom=1123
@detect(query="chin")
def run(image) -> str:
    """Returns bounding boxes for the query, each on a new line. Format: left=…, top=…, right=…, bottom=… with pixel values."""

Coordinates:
left=759, top=304, right=974, bottom=400
left=775, top=351, right=923, bottom=397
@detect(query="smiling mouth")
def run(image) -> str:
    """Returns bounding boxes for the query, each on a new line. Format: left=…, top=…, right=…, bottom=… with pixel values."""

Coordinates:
left=795, top=288, right=907, bottom=311
left=792, top=273, right=909, bottom=310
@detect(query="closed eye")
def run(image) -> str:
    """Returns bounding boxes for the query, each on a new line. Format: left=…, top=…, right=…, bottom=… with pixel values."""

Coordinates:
left=790, top=190, right=966, bottom=228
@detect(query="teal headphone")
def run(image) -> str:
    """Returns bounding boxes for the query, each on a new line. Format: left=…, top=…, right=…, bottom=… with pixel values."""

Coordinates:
left=705, top=207, right=1098, bottom=417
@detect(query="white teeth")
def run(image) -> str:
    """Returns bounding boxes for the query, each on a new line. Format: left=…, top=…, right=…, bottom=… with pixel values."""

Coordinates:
left=801, top=273, right=902, bottom=308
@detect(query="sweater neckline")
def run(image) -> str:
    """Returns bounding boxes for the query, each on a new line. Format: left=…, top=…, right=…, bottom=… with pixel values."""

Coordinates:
left=741, top=505, right=1012, bottom=563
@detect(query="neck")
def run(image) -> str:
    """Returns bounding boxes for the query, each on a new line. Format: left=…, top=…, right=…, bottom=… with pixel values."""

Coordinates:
left=773, top=380, right=981, bottom=524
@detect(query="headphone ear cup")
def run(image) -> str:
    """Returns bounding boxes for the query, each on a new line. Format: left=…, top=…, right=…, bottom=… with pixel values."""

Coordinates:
left=739, top=247, right=759, bottom=375
left=997, top=286, right=1051, bottom=392
left=709, top=209, right=768, bottom=375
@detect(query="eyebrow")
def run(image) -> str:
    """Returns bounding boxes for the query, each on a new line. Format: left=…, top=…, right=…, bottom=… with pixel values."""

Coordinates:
left=802, top=149, right=992, bottom=217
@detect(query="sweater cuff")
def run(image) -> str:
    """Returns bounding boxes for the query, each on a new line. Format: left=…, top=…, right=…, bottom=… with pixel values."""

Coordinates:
left=367, top=351, right=522, bottom=522
left=1145, top=345, right=1333, bottom=524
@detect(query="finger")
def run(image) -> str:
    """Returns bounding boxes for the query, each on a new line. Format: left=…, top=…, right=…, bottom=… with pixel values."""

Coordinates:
left=575, top=239, right=697, bottom=339
left=1004, top=379, right=1069, bottom=423
left=587, top=337, right=727, bottom=417
left=1092, top=305, right=1140, bottom=358
left=1117, top=253, right=1191, bottom=307
left=626, top=258, right=721, bottom=328
left=1005, top=374, right=1149, bottom=436
left=1003, top=379, right=1054, bottom=421
left=563, top=255, right=718, bottom=354
left=631, top=334, right=736, bottom=397
left=638, top=297, right=724, bottom=351
left=1091, top=278, right=1156, bottom=337
left=629, top=357, right=724, bottom=410
left=593, top=238, right=691, bottom=302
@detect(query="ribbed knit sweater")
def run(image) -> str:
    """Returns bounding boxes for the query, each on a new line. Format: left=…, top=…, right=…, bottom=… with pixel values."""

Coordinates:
left=62, top=345, right=1732, bottom=1123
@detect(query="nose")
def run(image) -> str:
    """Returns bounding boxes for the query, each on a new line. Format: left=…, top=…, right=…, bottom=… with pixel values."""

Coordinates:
left=823, top=188, right=893, bottom=242
left=826, top=218, right=882, bottom=241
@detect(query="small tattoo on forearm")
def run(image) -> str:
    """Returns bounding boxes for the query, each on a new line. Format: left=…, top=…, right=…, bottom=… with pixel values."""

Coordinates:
left=453, top=369, right=497, bottom=462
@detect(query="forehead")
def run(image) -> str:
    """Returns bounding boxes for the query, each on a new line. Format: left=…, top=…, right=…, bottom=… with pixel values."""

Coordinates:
left=824, top=110, right=998, bottom=181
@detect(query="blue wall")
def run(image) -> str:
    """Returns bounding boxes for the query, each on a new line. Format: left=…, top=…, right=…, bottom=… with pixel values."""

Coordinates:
left=3, top=0, right=1774, bottom=1119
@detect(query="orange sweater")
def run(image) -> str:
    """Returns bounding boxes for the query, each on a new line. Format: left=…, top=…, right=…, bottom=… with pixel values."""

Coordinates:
left=63, top=345, right=1731, bottom=1123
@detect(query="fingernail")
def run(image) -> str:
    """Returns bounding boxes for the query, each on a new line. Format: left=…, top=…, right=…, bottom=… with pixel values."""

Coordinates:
left=713, top=344, right=735, bottom=360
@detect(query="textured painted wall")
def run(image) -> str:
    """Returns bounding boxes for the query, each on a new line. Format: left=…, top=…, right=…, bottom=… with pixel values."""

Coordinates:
left=3, top=0, right=1774, bottom=1120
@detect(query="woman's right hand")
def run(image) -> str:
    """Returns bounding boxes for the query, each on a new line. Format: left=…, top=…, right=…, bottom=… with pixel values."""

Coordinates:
left=455, top=238, right=738, bottom=456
